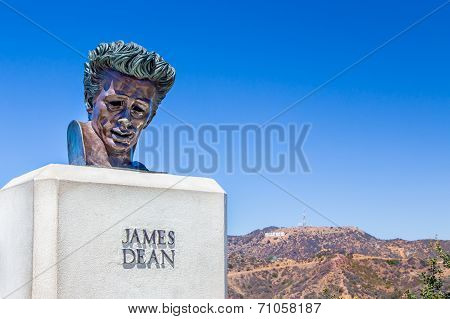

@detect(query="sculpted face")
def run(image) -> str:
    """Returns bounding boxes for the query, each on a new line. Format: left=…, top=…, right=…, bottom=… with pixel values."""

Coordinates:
left=89, top=70, right=156, bottom=155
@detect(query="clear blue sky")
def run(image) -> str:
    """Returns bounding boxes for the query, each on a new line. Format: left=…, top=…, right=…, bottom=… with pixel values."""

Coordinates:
left=0, top=0, right=449, bottom=240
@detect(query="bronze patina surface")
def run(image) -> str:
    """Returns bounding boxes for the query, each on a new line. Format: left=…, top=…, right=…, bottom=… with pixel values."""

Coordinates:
left=68, top=41, right=175, bottom=171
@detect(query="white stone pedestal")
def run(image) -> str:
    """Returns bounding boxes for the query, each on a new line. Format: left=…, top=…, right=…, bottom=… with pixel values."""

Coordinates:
left=0, top=165, right=227, bottom=299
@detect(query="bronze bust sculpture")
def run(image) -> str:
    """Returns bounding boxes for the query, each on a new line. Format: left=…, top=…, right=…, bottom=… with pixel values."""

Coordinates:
left=68, top=41, right=175, bottom=171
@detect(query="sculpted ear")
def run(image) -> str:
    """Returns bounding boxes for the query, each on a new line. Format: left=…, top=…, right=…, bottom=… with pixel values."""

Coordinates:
left=144, top=99, right=157, bottom=129
left=86, top=80, right=110, bottom=120
left=86, top=103, right=93, bottom=115
left=85, top=92, right=93, bottom=120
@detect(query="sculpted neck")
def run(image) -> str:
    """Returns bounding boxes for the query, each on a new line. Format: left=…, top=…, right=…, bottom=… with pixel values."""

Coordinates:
left=108, top=150, right=134, bottom=168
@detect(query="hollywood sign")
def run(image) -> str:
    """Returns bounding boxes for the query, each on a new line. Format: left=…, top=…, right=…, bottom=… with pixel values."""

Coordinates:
left=264, top=231, right=285, bottom=237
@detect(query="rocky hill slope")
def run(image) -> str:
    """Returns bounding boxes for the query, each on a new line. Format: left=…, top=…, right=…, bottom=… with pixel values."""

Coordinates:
left=227, top=226, right=450, bottom=298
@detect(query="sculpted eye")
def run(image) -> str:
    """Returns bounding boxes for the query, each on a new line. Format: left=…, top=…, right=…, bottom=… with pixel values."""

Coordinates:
left=131, top=104, right=147, bottom=118
left=110, top=101, right=122, bottom=107
left=106, top=100, right=124, bottom=111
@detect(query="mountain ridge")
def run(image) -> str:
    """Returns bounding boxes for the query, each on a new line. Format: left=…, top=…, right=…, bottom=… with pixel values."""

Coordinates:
left=227, top=226, right=450, bottom=298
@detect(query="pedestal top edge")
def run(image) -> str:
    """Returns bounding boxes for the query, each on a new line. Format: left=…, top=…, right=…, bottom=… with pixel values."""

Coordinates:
left=1, top=164, right=226, bottom=194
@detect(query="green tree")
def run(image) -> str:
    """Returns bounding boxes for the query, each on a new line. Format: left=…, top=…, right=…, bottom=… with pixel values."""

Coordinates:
left=406, top=242, right=449, bottom=299
left=435, top=243, right=450, bottom=268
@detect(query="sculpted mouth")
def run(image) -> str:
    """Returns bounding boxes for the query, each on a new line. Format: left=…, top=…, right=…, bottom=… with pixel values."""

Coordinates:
left=111, top=128, right=135, bottom=144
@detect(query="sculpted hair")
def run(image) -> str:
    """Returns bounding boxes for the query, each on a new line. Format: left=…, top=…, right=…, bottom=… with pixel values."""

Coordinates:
left=84, top=41, right=176, bottom=117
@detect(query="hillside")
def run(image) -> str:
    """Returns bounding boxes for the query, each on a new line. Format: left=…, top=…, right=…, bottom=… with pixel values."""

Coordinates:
left=227, top=226, right=450, bottom=299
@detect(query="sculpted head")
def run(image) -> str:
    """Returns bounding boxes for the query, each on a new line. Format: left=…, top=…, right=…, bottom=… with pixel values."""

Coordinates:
left=84, top=41, right=175, bottom=155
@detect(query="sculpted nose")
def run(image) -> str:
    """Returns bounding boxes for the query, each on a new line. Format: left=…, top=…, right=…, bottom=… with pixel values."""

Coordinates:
left=118, top=118, right=132, bottom=130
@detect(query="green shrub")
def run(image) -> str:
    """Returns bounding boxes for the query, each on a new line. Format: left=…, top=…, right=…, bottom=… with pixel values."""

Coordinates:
left=386, top=259, right=400, bottom=266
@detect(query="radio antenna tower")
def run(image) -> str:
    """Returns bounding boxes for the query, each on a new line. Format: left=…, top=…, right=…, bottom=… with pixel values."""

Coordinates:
left=302, top=210, right=307, bottom=227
